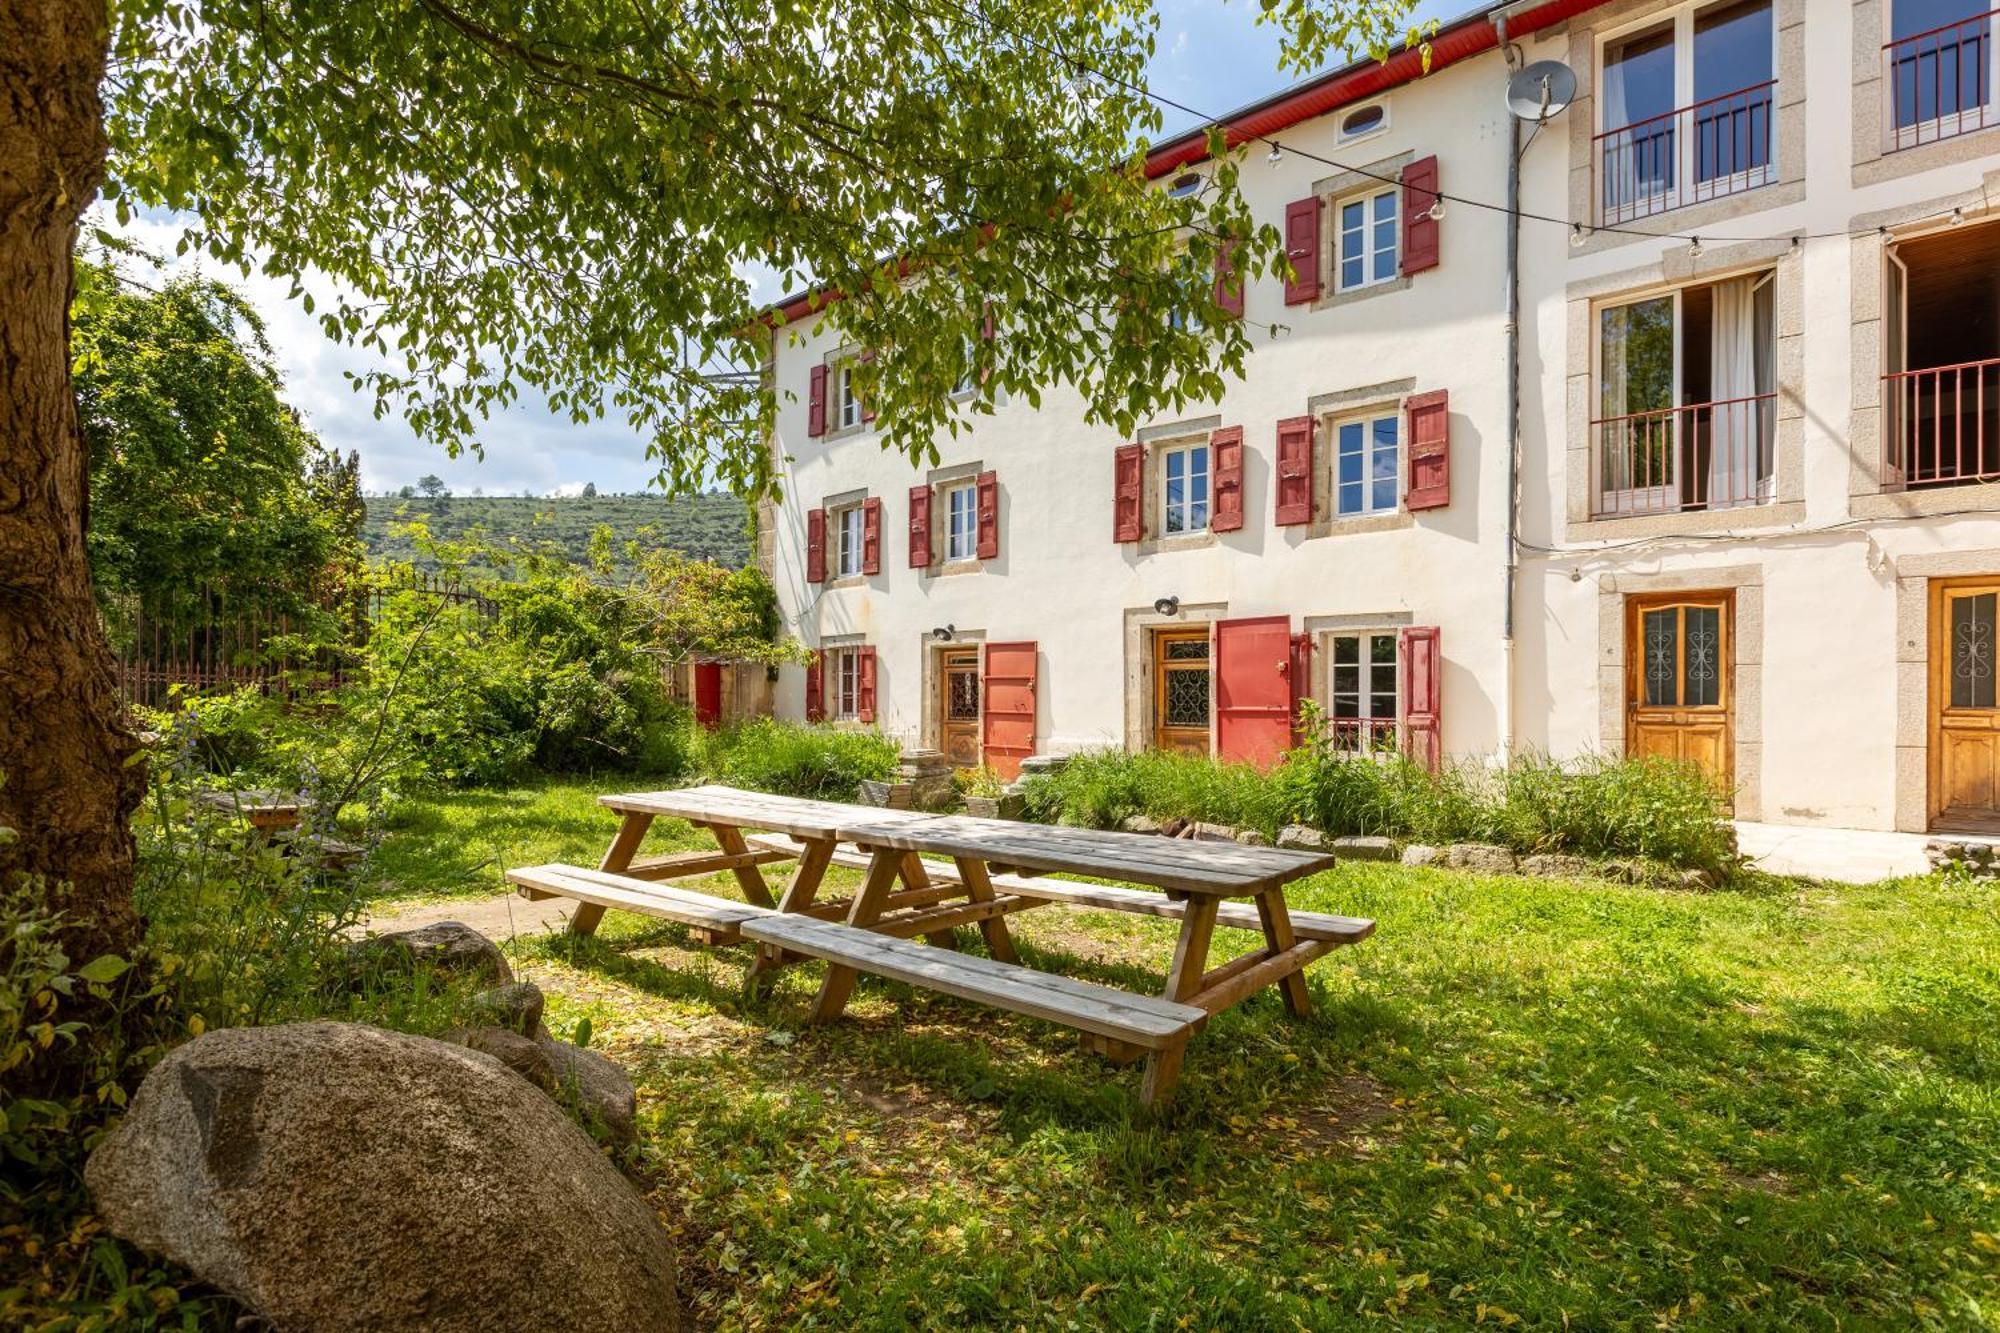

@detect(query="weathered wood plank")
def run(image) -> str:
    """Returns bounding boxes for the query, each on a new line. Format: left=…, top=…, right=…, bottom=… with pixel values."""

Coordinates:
left=621, top=847, right=795, bottom=881
left=600, top=785, right=932, bottom=840
left=741, top=912, right=1206, bottom=1047
left=507, top=864, right=769, bottom=939
left=1185, top=939, right=1338, bottom=1015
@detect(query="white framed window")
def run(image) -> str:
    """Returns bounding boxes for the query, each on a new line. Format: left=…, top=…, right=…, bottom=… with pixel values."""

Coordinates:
left=944, top=481, right=978, bottom=561
left=1328, top=631, right=1399, bottom=753
left=952, top=335, right=977, bottom=397
left=1333, top=412, right=1400, bottom=516
left=837, top=364, right=861, bottom=429
left=1166, top=172, right=1203, bottom=198
left=826, top=646, right=861, bottom=720
left=833, top=503, right=865, bottom=578
left=1160, top=441, right=1210, bottom=535
left=1337, top=101, right=1389, bottom=144
left=1336, top=187, right=1399, bottom=291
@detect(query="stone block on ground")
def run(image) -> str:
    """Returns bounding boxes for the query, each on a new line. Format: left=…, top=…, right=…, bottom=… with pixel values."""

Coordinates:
left=1234, top=829, right=1270, bottom=847
left=1183, top=821, right=1239, bottom=843
left=537, top=1035, right=640, bottom=1145
left=1120, top=814, right=1165, bottom=835
left=1519, top=853, right=1595, bottom=880
left=1331, top=835, right=1398, bottom=862
left=86, top=1022, right=677, bottom=1333
left=1277, top=824, right=1331, bottom=852
left=1445, top=843, right=1518, bottom=875
left=1400, top=844, right=1440, bottom=868
left=469, top=981, right=545, bottom=1037
left=346, top=920, right=512, bottom=986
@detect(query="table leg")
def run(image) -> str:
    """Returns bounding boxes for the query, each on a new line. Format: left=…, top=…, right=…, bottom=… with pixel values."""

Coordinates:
left=746, top=837, right=834, bottom=989
left=810, top=847, right=902, bottom=1023
left=702, top=822, right=778, bottom=908
left=570, top=811, right=654, bottom=936
left=952, top=856, right=1021, bottom=964
left=900, top=852, right=958, bottom=950
left=1141, top=896, right=1219, bottom=1107
left=1254, top=887, right=1312, bottom=1018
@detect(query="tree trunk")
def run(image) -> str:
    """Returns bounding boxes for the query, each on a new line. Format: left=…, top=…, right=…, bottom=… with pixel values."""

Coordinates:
left=0, top=0, right=143, bottom=959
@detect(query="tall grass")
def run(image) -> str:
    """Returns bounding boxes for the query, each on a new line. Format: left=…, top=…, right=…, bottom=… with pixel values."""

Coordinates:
left=696, top=717, right=898, bottom=800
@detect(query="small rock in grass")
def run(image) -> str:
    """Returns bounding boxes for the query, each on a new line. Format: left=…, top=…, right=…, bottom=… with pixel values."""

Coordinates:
left=1676, top=867, right=1719, bottom=892
left=1601, top=858, right=1648, bottom=885
left=1520, top=853, right=1594, bottom=880
left=536, top=1036, right=639, bottom=1145
left=1400, top=844, right=1441, bottom=868
left=1159, top=817, right=1190, bottom=838
left=346, top=920, right=512, bottom=987
left=470, top=981, right=545, bottom=1037
left=1234, top=829, right=1270, bottom=847
left=1185, top=821, right=1238, bottom=843
left=1445, top=843, right=1518, bottom=875
left=1120, top=814, right=1165, bottom=835
left=449, top=1025, right=558, bottom=1091
left=1277, top=824, right=1331, bottom=852
left=1331, top=835, right=1398, bottom=862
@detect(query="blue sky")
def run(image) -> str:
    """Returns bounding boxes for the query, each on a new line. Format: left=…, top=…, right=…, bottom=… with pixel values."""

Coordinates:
left=121, top=0, right=1456, bottom=498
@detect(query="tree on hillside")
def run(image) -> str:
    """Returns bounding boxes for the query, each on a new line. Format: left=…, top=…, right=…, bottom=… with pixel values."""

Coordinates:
left=417, top=474, right=449, bottom=501
left=582, top=482, right=597, bottom=498
left=1, top=0, right=1416, bottom=957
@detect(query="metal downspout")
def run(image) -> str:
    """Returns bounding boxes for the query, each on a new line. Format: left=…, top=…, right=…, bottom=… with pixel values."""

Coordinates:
left=1498, top=16, right=1523, bottom=759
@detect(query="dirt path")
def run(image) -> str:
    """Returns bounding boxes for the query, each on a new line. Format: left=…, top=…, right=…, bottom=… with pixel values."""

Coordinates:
left=354, top=891, right=579, bottom=942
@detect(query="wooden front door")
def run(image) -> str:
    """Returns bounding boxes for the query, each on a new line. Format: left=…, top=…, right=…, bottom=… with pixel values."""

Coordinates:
left=1931, top=579, right=2000, bottom=831
left=939, top=649, right=981, bottom=768
left=1153, top=627, right=1212, bottom=755
left=1626, top=593, right=1733, bottom=801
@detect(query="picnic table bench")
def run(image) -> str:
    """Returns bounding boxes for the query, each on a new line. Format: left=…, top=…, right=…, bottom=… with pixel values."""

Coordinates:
left=507, top=784, right=1371, bottom=1105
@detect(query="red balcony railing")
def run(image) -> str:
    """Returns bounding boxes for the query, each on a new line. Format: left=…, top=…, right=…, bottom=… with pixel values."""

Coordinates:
left=1594, top=81, right=1776, bottom=224
left=1884, top=9, right=1997, bottom=151
left=1325, top=718, right=1399, bottom=755
left=1883, top=357, right=2000, bottom=488
left=1592, top=393, right=1777, bottom=518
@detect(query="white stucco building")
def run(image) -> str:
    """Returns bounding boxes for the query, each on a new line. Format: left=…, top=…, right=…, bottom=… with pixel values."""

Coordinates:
left=758, top=0, right=2000, bottom=836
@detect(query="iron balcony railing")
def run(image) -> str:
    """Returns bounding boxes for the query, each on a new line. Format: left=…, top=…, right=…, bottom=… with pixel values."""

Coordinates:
left=1883, top=356, right=2000, bottom=488
left=1324, top=718, right=1400, bottom=755
left=1884, top=8, right=1998, bottom=151
left=1591, top=393, right=1778, bottom=518
left=1594, top=81, right=1777, bottom=224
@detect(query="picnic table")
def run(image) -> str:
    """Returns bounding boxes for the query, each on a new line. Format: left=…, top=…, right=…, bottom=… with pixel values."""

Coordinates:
left=509, top=784, right=1373, bottom=1105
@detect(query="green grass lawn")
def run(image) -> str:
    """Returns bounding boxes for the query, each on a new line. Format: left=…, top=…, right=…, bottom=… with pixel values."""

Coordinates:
left=371, top=781, right=2000, bottom=1329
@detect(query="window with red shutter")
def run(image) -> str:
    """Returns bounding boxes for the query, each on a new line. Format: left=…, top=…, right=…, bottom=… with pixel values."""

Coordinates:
left=1213, top=238, right=1244, bottom=318
left=1401, top=155, right=1440, bottom=276
left=1209, top=426, right=1245, bottom=532
left=976, top=470, right=999, bottom=559
left=1283, top=196, right=1323, bottom=304
left=1399, top=625, right=1442, bottom=772
left=859, top=348, right=877, bottom=423
left=861, top=497, right=882, bottom=574
left=807, top=364, right=828, bottom=437
left=806, top=507, right=827, bottom=583
left=805, top=651, right=825, bottom=722
left=857, top=646, right=878, bottom=722
left=1113, top=443, right=1144, bottom=543
left=908, top=485, right=931, bottom=569
left=1404, top=389, right=1451, bottom=511
left=1274, top=415, right=1314, bottom=525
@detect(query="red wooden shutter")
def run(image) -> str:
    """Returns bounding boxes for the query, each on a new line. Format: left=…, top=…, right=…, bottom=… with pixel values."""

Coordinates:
left=807, top=364, right=828, bottom=437
left=976, top=469, right=1000, bottom=559
left=1405, top=389, right=1451, bottom=511
left=1402, top=155, right=1440, bottom=276
left=1212, top=238, right=1244, bottom=319
left=861, top=497, right=882, bottom=574
left=981, top=641, right=1037, bottom=779
left=857, top=646, right=878, bottom=723
left=806, top=507, right=827, bottom=583
left=1215, top=616, right=1294, bottom=769
left=1113, top=443, right=1144, bottom=543
left=1209, top=426, right=1244, bottom=532
left=804, top=651, right=825, bottom=722
left=1283, top=196, right=1323, bottom=304
left=907, top=485, right=932, bottom=569
left=1289, top=632, right=1314, bottom=742
left=1274, top=415, right=1314, bottom=525
left=1400, top=626, right=1442, bottom=773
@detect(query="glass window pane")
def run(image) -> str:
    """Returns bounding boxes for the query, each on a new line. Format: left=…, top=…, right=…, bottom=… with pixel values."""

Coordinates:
left=1600, top=297, right=1676, bottom=419
left=1643, top=607, right=1679, bottom=706
left=1951, top=592, right=1998, bottom=709
left=1891, top=0, right=1991, bottom=127
left=1694, top=0, right=1772, bottom=99
left=1372, top=416, right=1399, bottom=511
left=1683, top=605, right=1723, bottom=707
left=1603, top=24, right=1677, bottom=210
left=1333, top=636, right=1358, bottom=665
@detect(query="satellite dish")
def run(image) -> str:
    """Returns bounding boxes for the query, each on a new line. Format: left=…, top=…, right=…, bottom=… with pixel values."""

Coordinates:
left=1505, top=60, right=1577, bottom=123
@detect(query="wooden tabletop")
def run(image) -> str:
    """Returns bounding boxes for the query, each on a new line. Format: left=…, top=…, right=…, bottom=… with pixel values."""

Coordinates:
left=600, top=784, right=933, bottom=840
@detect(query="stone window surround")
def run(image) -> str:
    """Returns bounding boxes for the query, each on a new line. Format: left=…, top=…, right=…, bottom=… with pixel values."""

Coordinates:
left=1309, top=151, right=1415, bottom=311
left=1562, top=235, right=1806, bottom=542
left=918, top=628, right=986, bottom=756
left=920, top=460, right=987, bottom=576
left=1286, top=380, right=1420, bottom=540
left=1852, top=0, right=2000, bottom=186
left=1595, top=563, right=1764, bottom=820
left=819, top=346, right=872, bottom=443
left=1846, top=174, right=2000, bottom=517
left=1891, top=547, right=2000, bottom=830
left=818, top=633, right=867, bottom=726
left=1300, top=613, right=1415, bottom=735
left=1121, top=600, right=1226, bottom=753
left=1132, top=414, right=1224, bottom=555
left=821, top=486, right=869, bottom=589
left=1563, top=0, right=1807, bottom=257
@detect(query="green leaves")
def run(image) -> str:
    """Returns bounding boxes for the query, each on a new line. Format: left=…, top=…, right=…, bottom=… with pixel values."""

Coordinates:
left=76, top=955, right=133, bottom=986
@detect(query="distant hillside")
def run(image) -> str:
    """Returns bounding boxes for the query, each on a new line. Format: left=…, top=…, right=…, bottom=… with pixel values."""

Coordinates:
left=363, top=493, right=752, bottom=569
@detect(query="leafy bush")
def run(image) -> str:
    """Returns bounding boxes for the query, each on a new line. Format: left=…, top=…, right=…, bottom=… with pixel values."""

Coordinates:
left=1019, top=748, right=1292, bottom=837
left=704, top=718, right=898, bottom=800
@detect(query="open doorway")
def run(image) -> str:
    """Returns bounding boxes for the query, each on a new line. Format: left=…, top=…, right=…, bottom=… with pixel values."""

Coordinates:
left=1885, top=219, right=2000, bottom=488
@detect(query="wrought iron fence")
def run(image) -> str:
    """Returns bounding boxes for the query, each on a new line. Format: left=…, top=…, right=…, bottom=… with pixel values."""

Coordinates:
left=1883, top=356, right=2000, bottom=488
left=1591, top=393, right=1778, bottom=518
left=1593, top=81, right=1776, bottom=224
left=1884, top=9, right=1997, bottom=151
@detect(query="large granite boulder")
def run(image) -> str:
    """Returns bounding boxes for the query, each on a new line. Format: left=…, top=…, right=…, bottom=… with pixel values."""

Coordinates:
left=86, top=1022, right=677, bottom=1332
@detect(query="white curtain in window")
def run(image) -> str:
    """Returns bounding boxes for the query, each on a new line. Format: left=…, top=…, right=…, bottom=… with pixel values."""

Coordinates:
left=1601, top=308, right=1633, bottom=493
left=1708, top=275, right=1761, bottom=507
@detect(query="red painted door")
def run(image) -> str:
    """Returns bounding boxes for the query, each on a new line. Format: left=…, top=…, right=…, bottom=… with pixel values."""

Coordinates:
left=1216, top=615, right=1295, bottom=769
left=693, top=662, right=723, bottom=726
left=981, top=641, right=1038, bottom=779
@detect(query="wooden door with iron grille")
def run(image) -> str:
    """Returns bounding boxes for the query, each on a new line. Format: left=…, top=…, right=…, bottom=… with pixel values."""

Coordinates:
left=1153, top=626, right=1212, bottom=755
left=1931, top=578, right=2000, bottom=831
left=939, top=649, right=981, bottom=768
left=1626, top=593, right=1733, bottom=803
